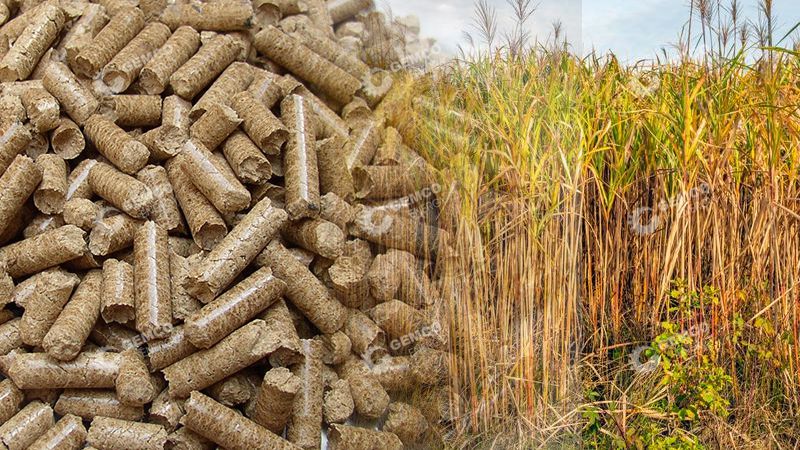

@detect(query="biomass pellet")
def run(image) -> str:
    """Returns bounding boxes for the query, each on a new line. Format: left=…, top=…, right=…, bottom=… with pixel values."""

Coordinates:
left=159, top=0, right=253, bottom=31
left=41, top=62, right=98, bottom=125
left=136, top=165, right=182, bottom=232
left=370, top=355, right=415, bottom=392
left=328, top=0, right=373, bottom=24
left=24, top=131, right=48, bottom=159
left=183, top=391, right=299, bottom=450
left=88, top=162, right=154, bottom=219
left=328, top=423, right=403, bottom=450
left=140, top=95, right=190, bottom=160
left=162, top=320, right=276, bottom=398
left=49, top=117, right=84, bottom=159
left=281, top=17, right=369, bottom=79
left=344, top=119, right=382, bottom=170
left=0, top=94, right=25, bottom=128
left=189, top=102, right=241, bottom=150
left=286, top=339, right=323, bottom=449
left=86, top=416, right=167, bottom=450
left=0, top=122, right=32, bottom=174
left=96, top=0, right=138, bottom=17
left=88, top=213, right=142, bottom=256
left=247, top=68, right=283, bottom=108
left=117, top=348, right=158, bottom=406
left=0, top=155, right=42, bottom=237
left=65, top=159, right=96, bottom=201
left=27, top=413, right=87, bottom=450
left=167, top=427, right=214, bottom=450
left=101, top=95, right=162, bottom=127
left=164, top=155, right=227, bottom=250
left=247, top=367, right=299, bottom=433
left=101, top=258, right=135, bottom=323
left=293, top=84, right=350, bottom=139
left=343, top=309, right=385, bottom=356
left=84, top=114, right=149, bottom=174
left=304, top=0, right=333, bottom=36
left=168, top=251, right=201, bottom=321
left=382, top=401, right=428, bottom=445
left=366, top=249, right=411, bottom=301
left=0, top=317, right=20, bottom=355
left=0, top=225, right=86, bottom=278
left=368, top=299, right=424, bottom=341
left=32, top=154, right=66, bottom=214
left=8, top=268, right=67, bottom=309
left=208, top=370, right=260, bottom=406
left=0, top=401, right=54, bottom=450
left=351, top=205, right=451, bottom=259
left=58, top=3, right=108, bottom=65
left=41, top=270, right=103, bottom=360
left=146, top=325, right=197, bottom=371
left=179, top=139, right=251, bottom=214
left=6, top=351, right=121, bottom=389
left=190, top=61, right=253, bottom=119
left=317, top=136, right=355, bottom=200
left=149, top=388, right=184, bottom=431
left=282, top=218, right=345, bottom=260
left=342, top=97, right=372, bottom=123
left=265, top=240, right=347, bottom=334
left=168, top=236, right=200, bottom=257
left=0, top=378, right=23, bottom=423
left=411, top=346, right=448, bottom=386
left=259, top=298, right=303, bottom=367
left=281, top=94, right=320, bottom=219
left=21, top=212, right=63, bottom=238
left=73, top=7, right=145, bottom=77
left=253, top=26, right=360, bottom=105
left=170, top=33, right=240, bottom=100
left=21, top=88, right=59, bottom=133
left=222, top=130, right=272, bottom=185
left=318, top=331, right=352, bottom=365
left=337, top=355, right=390, bottom=419
left=0, top=4, right=65, bottom=82
left=231, top=90, right=288, bottom=155
left=323, top=378, right=354, bottom=424
left=138, top=26, right=200, bottom=95
left=353, top=164, right=431, bottom=200
left=101, top=22, right=171, bottom=93
left=55, top=389, right=144, bottom=421
left=133, top=221, right=172, bottom=340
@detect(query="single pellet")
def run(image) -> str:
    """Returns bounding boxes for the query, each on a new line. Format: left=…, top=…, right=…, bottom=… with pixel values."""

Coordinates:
left=159, top=0, right=253, bottom=31
left=31, top=154, right=66, bottom=214
left=55, top=389, right=143, bottom=421
left=190, top=61, right=253, bottom=119
left=318, top=331, right=352, bottom=366
left=73, top=7, right=145, bottom=77
left=88, top=213, right=141, bottom=256
left=253, top=26, right=360, bottom=105
left=88, top=162, right=154, bottom=219
left=0, top=155, right=42, bottom=237
left=0, top=122, right=32, bottom=174
left=282, top=218, right=345, bottom=260
left=101, top=22, right=171, bottom=93
left=7, top=351, right=121, bottom=389
left=0, top=317, right=20, bottom=355
left=189, top=102, right=241, bottom=150
left=0, top=378, right=23, bottom=424
left=139, top=26, right=200, bottom=95
left=351, top=205, right=451, bottom=259
left=293, top=84, right=350, bottom=139
left=328, top=424, right=402, bottom=450
left=86, top=416, right=167, bottom=450
left=84, top=114, right=149, bottom=174
left=167, top=427, right=214, bottom=450
left=8, top=268, right=74, bottom=310
left=133, top=221, right=172, bottom=340
left=342, top=97, right=371, bottom=123
left=285, top=340, right=323, bottom=448
left=207, top=370, right=260, bottom=406
left=328, top=0, right=373, bottom=24
left=381, top=401, right=429, bottom=445
left=0, top=225, right=87, bottom=278
left=149, top=388, right=184, bottom=431
left=146, top=325, right=197, bottom=371
left=22, top=212, right=65, bottom=239
left=165, top=155, right=227, bottom=250
left=116, top=348, right=158, bottom=406
left=49, top=117, right=85, bottom=159
left=186, top=198, right=287, bottom=302
left=136, top=165, right=182, bottom=232
left=353, top=164, right=431, bottom=200
left=27, top=413, right=86, bottom=450
left=317, top=136, right=355, bottom=201
left=323, top=378, right=354, bottom=424
left=163, top=320, right=279, bottom=398
left=231, top=90, right=288, bottom=155
left=265, top=240, right=346, bottom=334
left=337, top=355, right=390, bottom=419
left=41, top=62, right=98, bottom=125
left=410, top=346, right=448, bottom=386
left=102, top=95, right=162, bottom=127
left=21, top=88, right=60, bottom=133
left=179, top=139, right=252, bottom=214
left=343, top=309, right=385, bottom=360
left=168, top=251, right=201, bottom=321
left=58, top=3, right=108, bottom=65
left=183, top=391, right=299, bottom=450
left=281, top=94, right=320, bottom=219
left=170, top=33, right=240, bottom=100
left=281, top=17, right=368, bottom=79
left=0, top=94, right=25, bottom=128
left=0, top=401, right=54, bottom=450
left=259, top=298, right=303, bottom=367
left=344, top=119, right=382, bottom=170
left=41, top=270, right=103, bottom=360
left=368, top=299, right=424, bottom=341
left=100, top=258, right=135, bottom=323
left=247, top=367, right=300, bottom=433
left=186, top=266, right=286, bottom=348
left=370, top=355, right=415, bottom=392
left=366, top=249, right=411, bottom=301
left=0, top=4, right=65, bottom=82
left=222, top=130, right=272, bottom=185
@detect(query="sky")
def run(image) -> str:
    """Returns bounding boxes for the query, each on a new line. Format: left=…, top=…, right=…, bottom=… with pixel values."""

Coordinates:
left=384, top=0, right=800, bottom=62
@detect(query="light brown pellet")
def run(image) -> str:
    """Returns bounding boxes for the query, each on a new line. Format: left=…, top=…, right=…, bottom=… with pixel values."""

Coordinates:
left=189, top=102, right=241, bottom=151
left=281, top=94, right=320, bottom=219
left=165, top=155, right=227, bottom=250
left=86, top=416, right=167, bottom=450
left=65, top=159, right=97, bottom=201
left=0, top=4, right=65, bottom=82
left=22, top=212, right=65, bottom=239
left=0, top=318, right=21, bottom=355
left=88, top=213, right=142, bottom=256
left=50, top=117, right=85, bottom=159
left=323, top=378, right=354, bottom=424
left=178, top=139, right=251, bottom=214
left=101, top=258, right=135, bottom=323
left=343, top=309, right=385, bottom=360
left=27, top=413, right=86, bottom=450
left=344, top=119, right=382, bottom=170
left=96, top=0, right=138, bottom=17
left=116, top=348, right=158, bottom=406
left=149, top=388, right=184, bottom=431
left=0, top=401, right=54, bottom=450
left=88, top=162, right=154, bottom=219
left=207, top=370, right=260, bottom=406
left=41, top=62, right=98, bottom=125
left=186, top=266, right=286, bottom=348
left=259, top=298, right=303, bottom=367
left=170, top=33, right=240, bottom=100
left=21, top=88, right=60, bottom=133
left=159, top=0, right=253, bottom=31
left=281, top=16, right=369, bottom=79
left=368, top=299, right=424, bottom=341
left=190, top=61, right=253, bottom=120
left=0, top=225, right=87, bottom=278
left=286, top=339, right=323, bottom=449
left=328, top=0, right=373, bottom=24
left=186, top=198, right=287, bottom=302
left=133, top=221, right=172, bottom=340
left=136, top=165, right=182, bottom=232
left=101, top=95, right=162, bottom=127
left=382, top=401, right=428, bottom=445
left=55, top=389, right=142, bottom=421
left=0, top=122, right=33, bottom=174
left=139, top=26, right=200, bottom=95
left=183, top=391, right=299, bottom=450
left=73, top=7, right=145, bottom=78
left=253, top=26, right=360, bottom=105
left=58, top=3, right=108, bottom=65
left=167, top=427, right=215, bottom=450
left=101, top=22, right=171, bottom=93
left=337, top=355, right=389, bottom=419
left=146, top=325, right=197, bottom=371
left=283, top=218, right=345, bottom=260
left=32, top=154, right=66, bottom=214
left=247, top=367, right=300, bottom=433
left=84, top=114, right=149, bottom=174
left=42, top=270, right=103, bottom=360
left=294, top=83, right=350, bottom=139
left=168, top=251, right=201, bottom=321
left=353, top=164, right=431, bottom=200
left=222, top=131, right=272, bottom=185
left=328, top=423, right=403, bottom=450
left=24, top=131, right=48, bottom=159
left=318, top=331, right=352, bottom=365
left=6, top=351, right=121, bottom=389
left=247, top=68, right=283, bottom=107
left=0, top=94, right=25, bottom=128
left=317, top=136, right=355, bottom=200
left=0, top=155, right=42, bottom=237
left=231, top=90, right=288, bottom=155
left=0, top=378, right=23, bottom=424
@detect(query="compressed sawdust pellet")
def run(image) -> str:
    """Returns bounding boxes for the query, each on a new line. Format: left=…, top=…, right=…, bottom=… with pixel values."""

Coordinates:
left=133, top=221, right=172, bottom=340
left=383, top=401, right=429, bottom=445
left=160, top=0, right=253, bottom=32
left=231, top=89, right=287, bottom=155
left=86, top=416, right=167, bottom=450
left=246, top=366, right=300, bottom=433
left=165, top=155, right=227, bottom=250
left=168, top=251, right=201, bottom=321
left=170, top=33, right=240, bottom=100
left=27, top=413, right=86, bottom=450
left=33, top=153, right=67, bottom=214
left=88, top=213, right=142, bottom=256
left=0, top=317, right=21, bottom=355
left=328, top=423, right=403, bottom=450
left=282, top=218, right=344, bottom=259
left=323, top=378, right=354, bottom=424
left=328, top=0, right=374, bottom=24
left=49, top=117, right=85, bottom=159
left=281, top=94, right=320, bottom=219
left=167, top=427, right=215, bottom=450
left=21, top=88, right=60, bottom=133
left=353, top=163, right=431, bottom=200
left=222, top=131, right=272, bottom=185
left=55, top=389, right=144, bottom=421
left=0, top=155, right=42, bottom=237
left=41, top=62, right=98, bottom=125
left=287, top=339, right=323, bottom=449
left=42, top=269, right=103, bottom=360
left=259, top=298, right=303, bottom=367
left=148, top=388, right=184, bottom=431
left=117, top=348, right=158, bottom=406
left=0, top=401, right=54, bottom=450
left=88, top=162, right=154, bottom=218
left=344, top=119, right=382, bottom=170
left=6, top=351, right=122, bottom=389
left=84, top=114, right=149, bottom=174
left=0, top=4, right=64, bottom=82
left=191, top=61, right=253, bottom=119
left=317, top=136, right=355, bottom=201
left=207, top=370, right=259, bottom=406
left=411, top=346, right=448, bottom=386
left=139, top=26, right=200, bottom=95
left=178, top=139, right=251, bottom=214
left=0, top=225, right=86, bottom=278
left=101, top=22, right=171, bottom=93
left=337, top=354, right=390, bottom=419
left=65, top=159, right=96, bottom=201
left=100, top=258, right=135, bottom=323
left=101, top=95, right=162, bottom=127
left=369, top=299, right=424, bottom=341
left=371, top=355, right=415, bottom=392
left=136, top=165, right=182, bottom=232
left=73, top=7, right=145, bottom=77
left=146, top=324, right=197, bottom=371
left=318, top=331, right=352, bottom=365
left=281, top=17, right=368, bottom=79
left=189, top=102, right=241, bottom=150
left=0, top=378, right=23, bottom=423
left=0, top=122, right=32, bottom=174
left=58, top=3, right=108, bottom=65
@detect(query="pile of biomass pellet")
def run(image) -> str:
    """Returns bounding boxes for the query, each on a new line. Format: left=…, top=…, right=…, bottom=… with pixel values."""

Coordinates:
left=0, top=0, right=455, bottom=449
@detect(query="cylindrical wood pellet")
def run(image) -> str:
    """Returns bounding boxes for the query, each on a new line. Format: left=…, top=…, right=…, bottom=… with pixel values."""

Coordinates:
left=136, top=165, right=182, bottom=232
left=102, top=95, right=162, bottom=127
left=149, top=388, right=184, bottom=431
left=231, top=90, right=288, bottom=155
left=100, top=258, right=135, bottom=323
left=0, top=401, right=54, bottom=450
left=189, top=102, right=241, bottom=151
left=281, top=94, right=320, bottom=220
left=146, top=324, right=197, bottom=371
left=160, top=0, right=253, bottom=31
left=281, top=17, right=369, bottom=79
left=27, top=413, right=87, bottom=450
left=84, top=114, right=149, bottom=174
left=0, top=225, right=87, bottom=278
left=86, top=416, right=167, bottom=450
left=133, top=221, right=172, bottom=340
left=55, top=389, right=144, bottom=421
left=337, top=355, right=390, bottom=419
left=58, top=3, right=108, bottom=65
left=0, top=4, right=65, bottom=82
left=328, top=423, right=403, bottom=450
left=73, top=7, right=145, bottom=77
left=6, top=351, right=122, bottom=389
left=344, top=119, right=381, bottom=170
left=343, top=309, right=385, bottom=358
left=0, top=378, right=23, bottom=424
left=222, top=131, right=272, bottom=185
left=259, top=298, right=303, bottom=367
left=88, top=162, right=154, bottom=219
left=65, top=159, right=97, bottom=202
left=50, top=117, right=85, bottom=159
left=101, top=22, right=171, bottom=93
left=41, top=62, right=98, bottom=125
left=286, top=340, right=324, bottom=448
left=179, top=139, right=252, bottom=214
left=170, top=34, right=240, bottom=100
left=207, top=370, right=260, bottom=406
left=33, top=154, right=67, bottom=214
left=42, top=270, right=103, bottom=360
left=317, top=136, right=355, bottom=200
left=21, top=88, right=60, bottom=133
left=168, top=250, right=202, bottom=322
left=190, top=61, right=253, bottom=120
left=323, top=378, right=354, bottom=424
left=88, top=213, right=142, bottom=256
left=0, top=122, right=32, bottom=174
left=116, top=348, right=158, bottom=406
left=138, top=26, right=200, bottom=95
left=282, top=218, right=345, bottom=260
left=0, top=155, right=42, bottom=237
left=328, top=0, right=373, bottom=24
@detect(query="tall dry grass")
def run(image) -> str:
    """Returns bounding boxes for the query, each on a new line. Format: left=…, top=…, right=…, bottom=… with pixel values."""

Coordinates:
left=378, top=1, right=800, bottom=447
